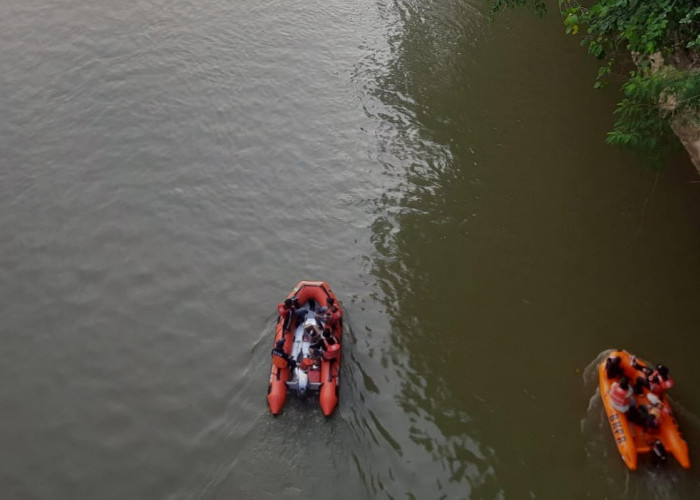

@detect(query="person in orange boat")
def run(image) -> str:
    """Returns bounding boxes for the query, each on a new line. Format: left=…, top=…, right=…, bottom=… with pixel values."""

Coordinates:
left=604, top=355, right=623, bottom=380
left=648, top=365, right=674, bottom=396
left=631, top=357, right=674, bottom=396
left=644, top=393, right=666, bottom=430
left=609, top=375, right=635, bottom=413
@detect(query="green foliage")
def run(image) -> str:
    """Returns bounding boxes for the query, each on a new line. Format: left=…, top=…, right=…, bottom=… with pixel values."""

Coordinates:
left=493, top=0, right=700, bottom=165
left=606, top=70, right=700, bottom=165
left=559, top=0, right=699, bottom=76
left=558, top=0, right=700, bottom=164
left=680, top=7, right=700, bottom=50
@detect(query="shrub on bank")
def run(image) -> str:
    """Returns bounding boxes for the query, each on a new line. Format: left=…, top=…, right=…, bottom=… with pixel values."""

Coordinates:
left=490, top=0, right=700, bottom=167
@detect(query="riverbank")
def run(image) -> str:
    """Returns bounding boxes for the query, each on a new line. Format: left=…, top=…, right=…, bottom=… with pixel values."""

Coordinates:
left=673, top=117, right=700, bottom=174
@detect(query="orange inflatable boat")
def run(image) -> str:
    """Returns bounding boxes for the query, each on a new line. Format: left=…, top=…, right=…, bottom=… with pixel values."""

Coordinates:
left=267, top=281, right=343, bottom=416
left=599, top=350, right=690, bottom=470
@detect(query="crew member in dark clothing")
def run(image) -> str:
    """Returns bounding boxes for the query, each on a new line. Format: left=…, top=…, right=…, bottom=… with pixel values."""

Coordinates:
left=609, top=375, right=635, bottom=413
left=631, top=357, right=674, bottom=396
left=648, top=365, right=674, bottom=395
left=315, top=297, right=342, bottom=328
left=277, top=298, right=295, bottom=332
left=277, top=298, right=293, bottom=317
left=605, top=355, right=623, bottom=379
left=293, top=299, right=318, bottom=322
left=309, top=328, right=341, bottom=361
left=310, top=329, right=338, bottom=351
left=322, top=328, right=339, bottom=346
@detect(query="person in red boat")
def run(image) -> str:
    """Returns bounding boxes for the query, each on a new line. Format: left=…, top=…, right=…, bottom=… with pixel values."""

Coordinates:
left=322, top=328, right=339, bottom=346
left=310, top=328, right=340, bottom=358
left=609, top=375, right=635, bottom=413
left=323, top=342, right=341, bottom=361
left=277, top=298, right=302, bottom=332
left=315, top=297, right=342, bottom=329
left=277, top=298, right=292, bottom=317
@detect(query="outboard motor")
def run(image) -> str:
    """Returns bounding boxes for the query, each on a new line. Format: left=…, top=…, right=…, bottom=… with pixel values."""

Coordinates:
left=652, top=440, right=668, bottom=464
left=296, top=368, right=308, bottom=396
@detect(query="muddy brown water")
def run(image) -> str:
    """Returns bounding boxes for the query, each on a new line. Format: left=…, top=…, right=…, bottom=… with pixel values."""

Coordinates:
left=1, top=0, right=699, bottom=498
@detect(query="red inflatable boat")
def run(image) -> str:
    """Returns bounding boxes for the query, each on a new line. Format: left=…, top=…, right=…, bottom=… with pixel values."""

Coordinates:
left=267, top=281, right=343, bottom=416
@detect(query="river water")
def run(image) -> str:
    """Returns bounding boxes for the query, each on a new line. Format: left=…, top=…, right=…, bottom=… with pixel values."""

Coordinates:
left=2, top=0, right=700, bottom=498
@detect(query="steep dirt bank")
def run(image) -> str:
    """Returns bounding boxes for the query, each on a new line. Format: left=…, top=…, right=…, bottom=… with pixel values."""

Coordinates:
left=672, top=118, right=700, bottom=174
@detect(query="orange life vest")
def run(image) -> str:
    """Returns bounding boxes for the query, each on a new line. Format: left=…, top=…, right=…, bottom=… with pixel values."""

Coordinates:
left=323, top=343, right=341, bottom=360
left=271, top=348, right=288, bottom=368
left=610, top=383, right=633, bottom=411
left=649, top=371, right=673, bottom=395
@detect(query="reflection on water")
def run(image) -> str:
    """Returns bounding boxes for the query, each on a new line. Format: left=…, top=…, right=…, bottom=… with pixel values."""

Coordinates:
left=352, top=0, right=504, bottom=497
